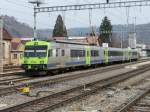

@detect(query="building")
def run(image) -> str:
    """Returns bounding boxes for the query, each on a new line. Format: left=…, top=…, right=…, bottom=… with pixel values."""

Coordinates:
left=68, top=36, right=100, bottom=46
left=53, top=37, right=67, bottom=40
left=136, top=44, right=150, bottom=57
left=128, top=32, right=137, bottom=49
left=11, top=38, right=24, bottom=65
left=3, top=28, right=12, bottom=65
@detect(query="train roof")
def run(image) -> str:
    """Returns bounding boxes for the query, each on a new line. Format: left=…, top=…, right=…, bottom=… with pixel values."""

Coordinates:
left=34, top=39, right=92, bottom=46
left=26, top=39, right=138, bottom=51
left=55, top=40, right=89, bottom=45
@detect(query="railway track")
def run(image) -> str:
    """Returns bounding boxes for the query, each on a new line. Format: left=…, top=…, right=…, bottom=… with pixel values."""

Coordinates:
left=116, top=88, right=150, bottom=112
left=3, top=65, right=22, bottom=72
left=0, top=60, right=146, bottom=83
left=0, top=76, right=35, bottom=85
left=0, top=63, right=150, bottom=112
left=0, top=60, right=149, bottom=96
left=0, top=70, right=24, bottom=78
left=3, top=65, right=20, bottom=69
left=3, top=68, right=22, bottom=72
left=0, top=59, right=148, bottom=81
left=0, top=62, right=130, bottom=96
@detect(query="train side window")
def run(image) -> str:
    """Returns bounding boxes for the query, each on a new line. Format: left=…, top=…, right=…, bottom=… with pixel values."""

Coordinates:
left=132, top=52, right=137, bottom=56
left=83, top=50, right=85, bottom=57
left=71, top=50, right=85, bottom=57
left=62, top=50, right=65, bottom=56
left=48, top=49, right=52, bottom=57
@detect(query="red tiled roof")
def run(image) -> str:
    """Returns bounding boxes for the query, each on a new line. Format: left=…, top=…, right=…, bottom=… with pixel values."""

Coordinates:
left=3, top=28, right=12, bottom=40
left=11, top=42, right=20, bottom=50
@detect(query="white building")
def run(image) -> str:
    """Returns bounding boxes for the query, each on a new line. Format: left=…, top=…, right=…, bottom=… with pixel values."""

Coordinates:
left=128, top=32, right=137, bottom=49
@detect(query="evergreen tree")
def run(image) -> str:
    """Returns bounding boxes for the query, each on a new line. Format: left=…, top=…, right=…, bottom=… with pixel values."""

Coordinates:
left=53, top=15, right=67, bottom=37
left=99, top=16, right=112, bottom=44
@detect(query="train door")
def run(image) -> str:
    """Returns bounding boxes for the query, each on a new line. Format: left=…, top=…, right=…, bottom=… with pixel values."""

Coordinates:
left=86, top=46, right=91, bottom=65
left=56, top=48, right=61, bottom=64
left=60, top=49, right=65, bottom=67
left=127, top=48, right=131, bottom=62
left=123, top=49, right=126, bottom=62
left=104, top=48, right=108, bottom=64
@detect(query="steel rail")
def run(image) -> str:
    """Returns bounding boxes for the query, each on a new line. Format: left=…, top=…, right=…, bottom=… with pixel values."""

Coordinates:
left=3, top=68, right=22, bottom=72
left=0, top=58, right=149, bottom=76
left=0, top=71, right=24, bottom=77
left=0, top=60, right=149, bottom=96
left=116, top=88, right=150, bottom=112
left=0, top=77, right=35, bottom=85
left=0, top=65, right=150, bottom=112
left=0, top=62, right=128, bottom=96
left=0, top=59, right=147, bottom=78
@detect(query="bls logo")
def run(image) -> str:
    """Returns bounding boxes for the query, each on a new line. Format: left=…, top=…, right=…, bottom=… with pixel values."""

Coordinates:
left=34, top=42, right=38, bottom=45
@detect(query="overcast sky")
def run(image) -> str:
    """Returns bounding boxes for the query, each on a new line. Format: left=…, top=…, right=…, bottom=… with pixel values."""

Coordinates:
left=1, top=0, right=150, bottom=29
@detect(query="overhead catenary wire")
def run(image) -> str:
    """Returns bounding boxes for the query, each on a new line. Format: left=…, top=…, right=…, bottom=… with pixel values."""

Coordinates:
left=2, top=0, right=150, bottom=35
left=5, top=0, right=32, bottom=8
left=1, top=1, right=54, bottom=29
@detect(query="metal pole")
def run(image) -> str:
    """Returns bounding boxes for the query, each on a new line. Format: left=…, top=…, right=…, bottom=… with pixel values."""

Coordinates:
left=0, top=17, right=3, bottom=74
left=121, top=35, right=123, bottom=48
left=29, top=0, right=44, bottom=39
left=33, top=6, right=37, bottom=39
left=134, top=17, right=136, bottom=33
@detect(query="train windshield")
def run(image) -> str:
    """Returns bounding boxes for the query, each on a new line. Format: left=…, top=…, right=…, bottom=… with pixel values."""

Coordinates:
left=24, top=45, right=48, bottom=57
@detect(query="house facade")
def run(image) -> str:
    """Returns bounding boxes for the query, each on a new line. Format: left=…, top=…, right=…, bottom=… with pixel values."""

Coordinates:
left=3, top=28, right=12, bottom=65
left=11, top=38, right=24, bottom=65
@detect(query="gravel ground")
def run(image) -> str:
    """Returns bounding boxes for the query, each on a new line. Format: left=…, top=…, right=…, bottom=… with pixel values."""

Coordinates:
left=0, top=66, right=135, bottom=110
left=0, top=63, right=131, bottom=87
left=50, top=70, right=150, bottom=112
left=0, top=62, right=149, bottom=111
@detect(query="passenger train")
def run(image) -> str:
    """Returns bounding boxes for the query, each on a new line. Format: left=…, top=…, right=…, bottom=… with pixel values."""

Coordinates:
left=22, top=40, right=139, bottom=73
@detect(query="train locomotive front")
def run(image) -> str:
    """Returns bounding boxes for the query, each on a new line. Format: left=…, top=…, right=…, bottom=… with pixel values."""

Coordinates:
left=22, top=41, right=49, bottom=72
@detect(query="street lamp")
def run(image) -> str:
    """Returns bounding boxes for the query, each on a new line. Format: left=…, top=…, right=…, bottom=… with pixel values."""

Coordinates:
left=0, top=17, right=3, bottom=73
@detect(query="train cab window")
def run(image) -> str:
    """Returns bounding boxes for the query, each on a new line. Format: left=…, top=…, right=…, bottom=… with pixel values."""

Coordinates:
left=61, top=50, right=65, bottom=56
left=48, top=49, right=52, bottom=57
left=25, top=45, right=47, bottom=50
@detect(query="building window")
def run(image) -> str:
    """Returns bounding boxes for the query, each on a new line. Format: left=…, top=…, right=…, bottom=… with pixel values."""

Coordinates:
left=13, top=54, right=17, bottom=59
left=20, top=54, right=23, bottom=58
left=61, top=50, right=65, bottom=56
